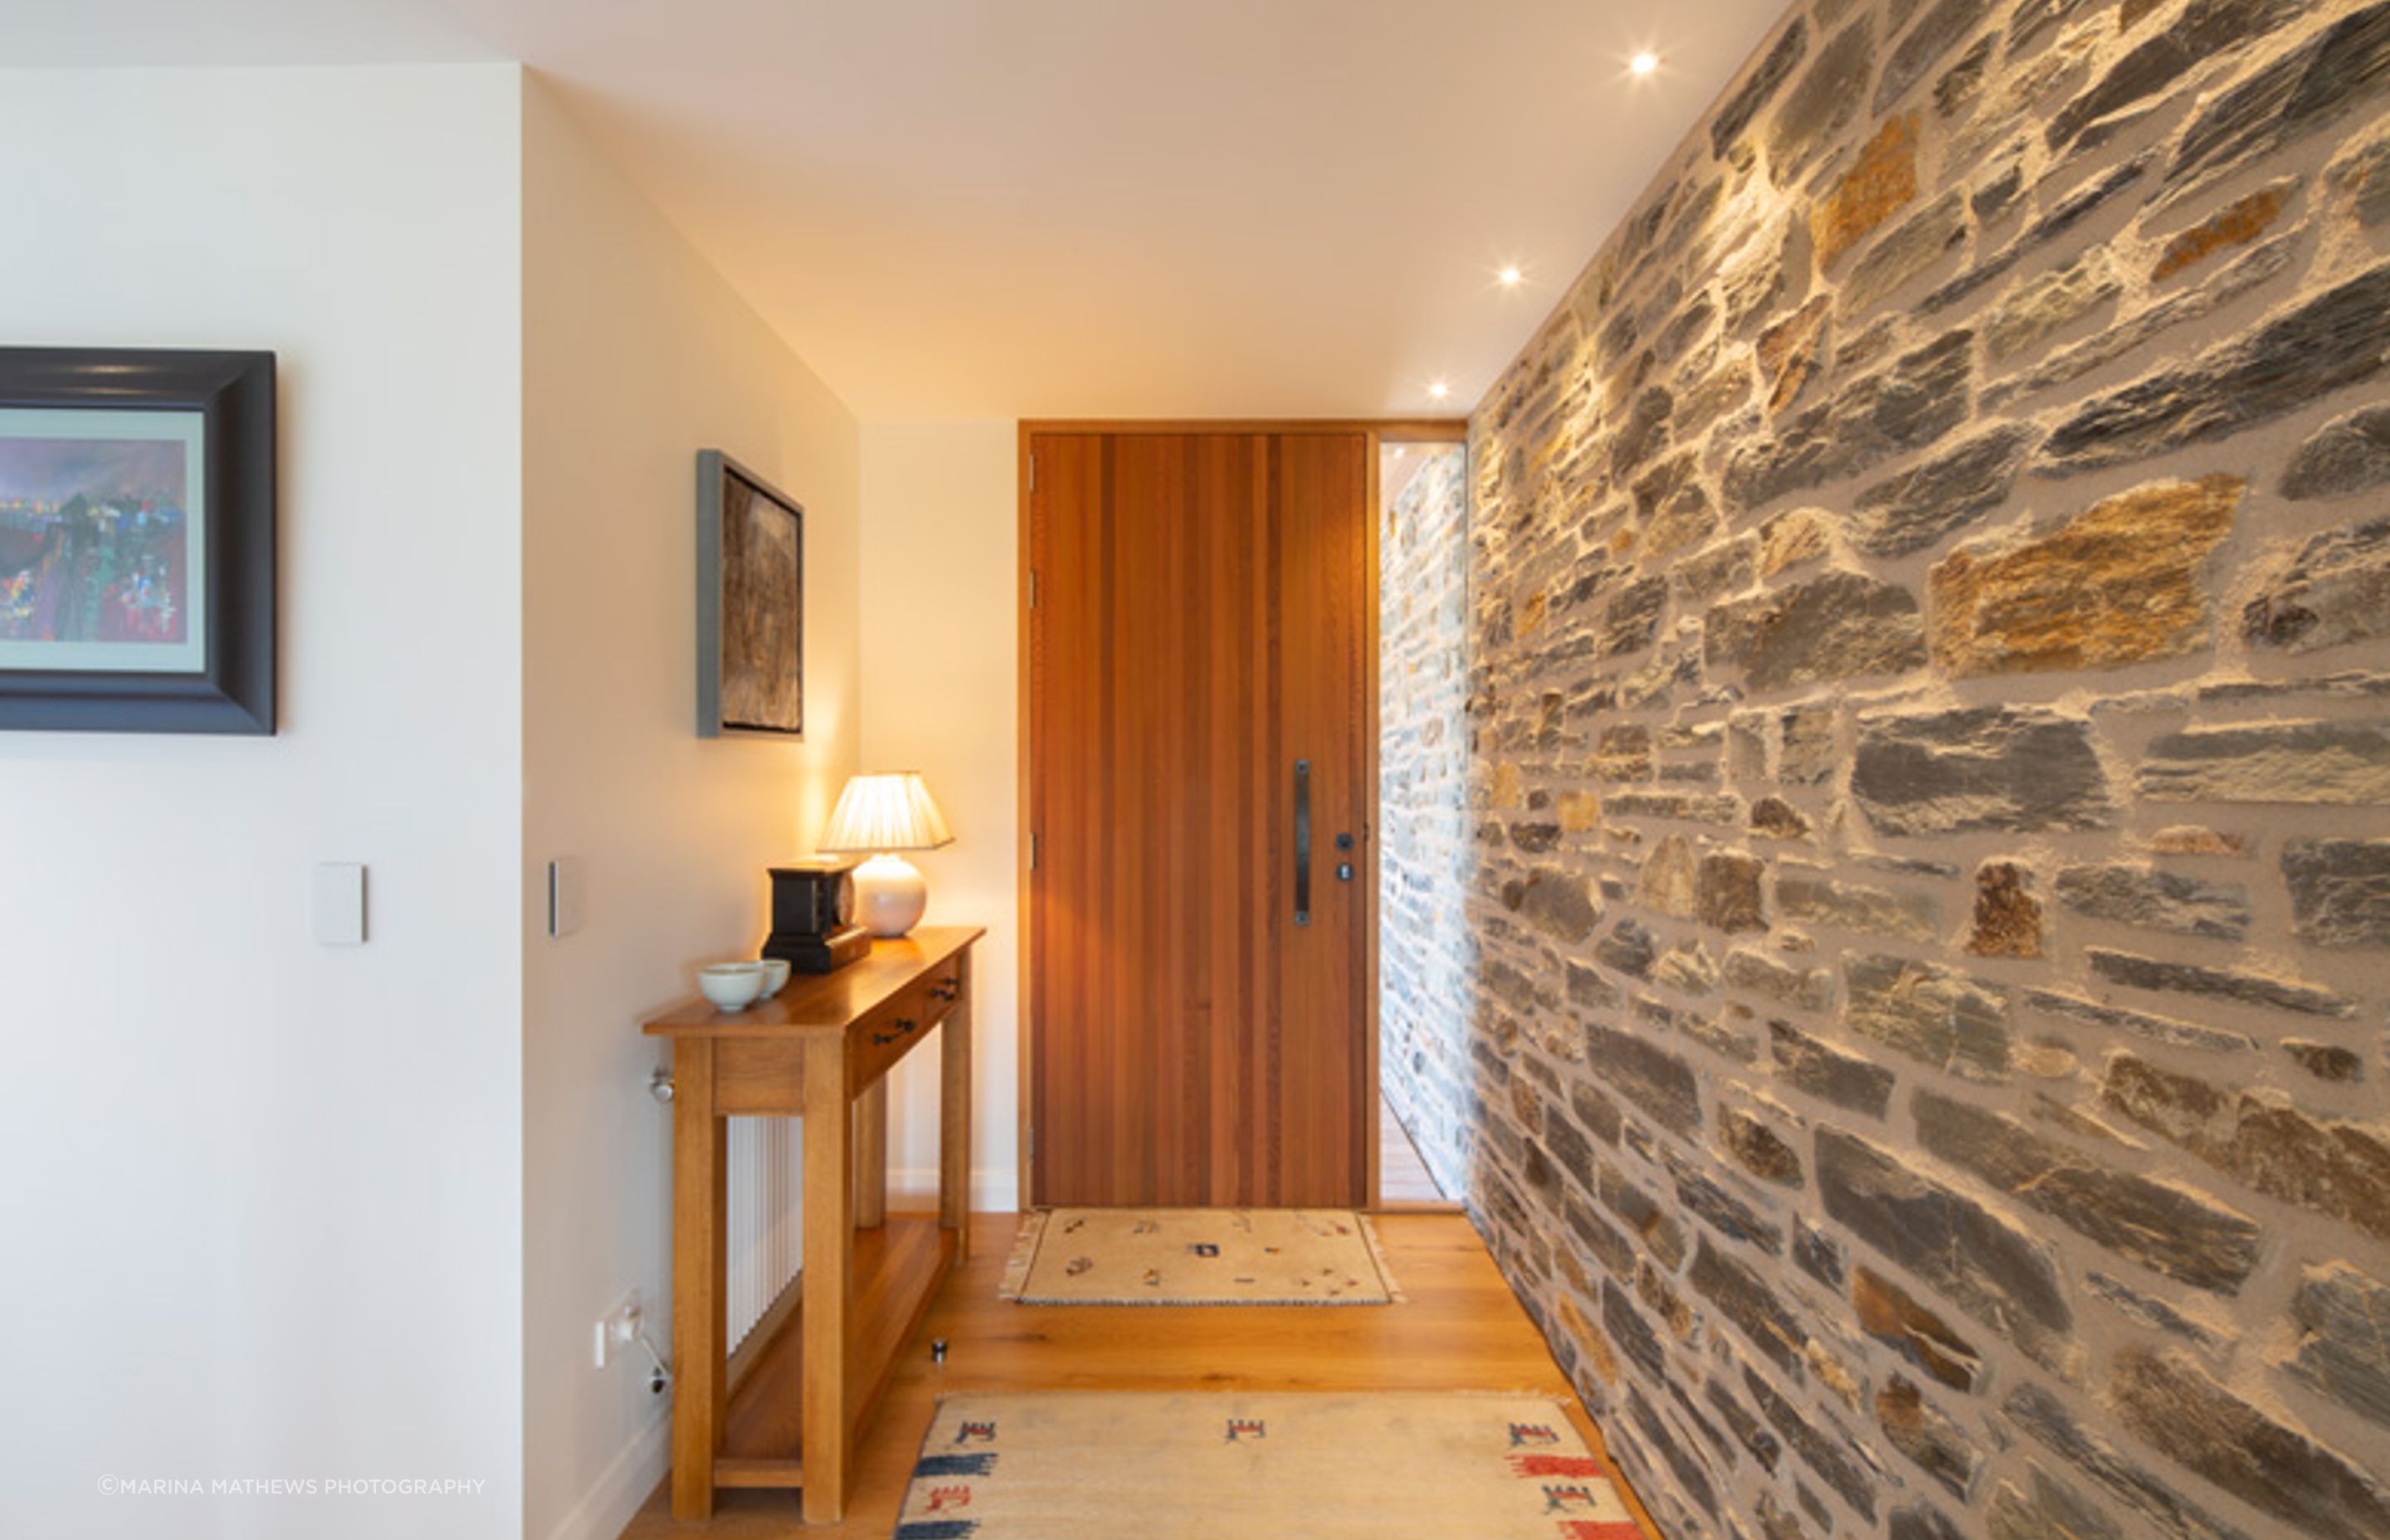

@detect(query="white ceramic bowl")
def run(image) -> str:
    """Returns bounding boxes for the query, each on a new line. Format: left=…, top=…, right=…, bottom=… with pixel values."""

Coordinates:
left=757, top=958, right=792, bottom=998
left=699, top=962, right=765, bottom=1011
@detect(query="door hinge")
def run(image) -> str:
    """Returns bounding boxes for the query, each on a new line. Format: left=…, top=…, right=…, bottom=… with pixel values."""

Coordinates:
left=1028, top=569, right=1039, bottom=608
left=1028, top=451, right=1036, bottom=493
left=1028, top=831, right=1040, bottom=871
left=1027, top=1124, right=1036, bottom=1167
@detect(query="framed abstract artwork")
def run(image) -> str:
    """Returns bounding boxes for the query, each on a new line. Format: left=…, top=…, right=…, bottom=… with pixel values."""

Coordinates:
left=696, top=449, right=803, bottom=738
left=0, top=348, right=276, bottom=734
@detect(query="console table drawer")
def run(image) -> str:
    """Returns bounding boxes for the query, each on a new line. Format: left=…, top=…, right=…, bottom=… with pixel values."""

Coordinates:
left=848, top=966, right=961, bottom=1096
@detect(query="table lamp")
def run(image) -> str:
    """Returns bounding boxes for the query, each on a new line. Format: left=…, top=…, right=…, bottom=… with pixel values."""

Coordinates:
left=817, top=771, right=954, bottom=938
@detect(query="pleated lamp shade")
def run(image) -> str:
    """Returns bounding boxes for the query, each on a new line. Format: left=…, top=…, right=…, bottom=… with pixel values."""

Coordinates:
left=818, top=772, right=954, bottom=854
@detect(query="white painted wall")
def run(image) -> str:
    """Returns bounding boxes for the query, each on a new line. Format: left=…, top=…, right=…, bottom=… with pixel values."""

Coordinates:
left=858, top=423, right=1021, bottom=1206
left=0, top=65, right=999, bottom=1540
left=519, top=80, right=863, bottom=1540
left=0, top=66, right=526, bottom=1540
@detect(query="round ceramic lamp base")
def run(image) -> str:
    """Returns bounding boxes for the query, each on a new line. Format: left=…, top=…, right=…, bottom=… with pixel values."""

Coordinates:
left=853, top=852, right=929, bottom=938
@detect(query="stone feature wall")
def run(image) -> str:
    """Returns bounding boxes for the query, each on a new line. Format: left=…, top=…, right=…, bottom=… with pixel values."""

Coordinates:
left=1462, top=1, right=2390, bottom=1537
left=1380, top=446, right=1472, bottom=1197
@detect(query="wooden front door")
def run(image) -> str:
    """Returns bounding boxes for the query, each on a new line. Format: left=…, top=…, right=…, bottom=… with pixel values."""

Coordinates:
left=1027, top=429, right=1371, bottom=1207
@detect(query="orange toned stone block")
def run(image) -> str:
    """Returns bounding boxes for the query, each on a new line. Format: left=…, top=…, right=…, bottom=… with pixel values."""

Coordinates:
left=1492, top=761, right=1524, bottom=807
left=2152, top=182, right=2293, bottom=281
left=1929, top=475, right=2242, bottom=676
left=1812, top=114, right=1921, bottom=270
left=1556, top=1293, right=1621, bottom=1384
left=1757, top=295, right=1832, bottom=413
left=1966, top=861, right=2044, bottom=958
left=1853, top=1265, right=1981, bottom=1391
left=2148, top=826, right=2251, bottom=856
left=1508, top=1075, right=1543, bottom=1130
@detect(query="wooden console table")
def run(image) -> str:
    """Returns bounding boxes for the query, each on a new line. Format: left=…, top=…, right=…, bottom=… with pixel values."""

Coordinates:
left=643, top=926, right=982, bottom=1523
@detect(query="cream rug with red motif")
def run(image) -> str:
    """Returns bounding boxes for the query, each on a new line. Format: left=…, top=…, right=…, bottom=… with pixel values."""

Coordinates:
left=998, top=1207, right=1402, bottom=1304
left=893, top=1391, right=1645, bottom=1539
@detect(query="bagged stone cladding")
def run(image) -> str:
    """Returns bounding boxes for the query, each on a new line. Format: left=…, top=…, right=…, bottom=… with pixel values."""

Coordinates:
left=1456, top=0, right=2390, bottom=1534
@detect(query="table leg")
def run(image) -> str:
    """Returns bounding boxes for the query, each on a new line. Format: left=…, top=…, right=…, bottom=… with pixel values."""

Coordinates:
left=940, top=950, right=974, bottom=1260
left=801, top=1036, right=856, bottom=1523
left=669, top=1040, right=726, bottom=1520
left=853, top=1079, right=888, bottom=1229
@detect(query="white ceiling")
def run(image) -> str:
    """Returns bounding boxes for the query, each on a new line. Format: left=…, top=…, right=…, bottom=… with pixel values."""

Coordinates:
left=11, top=0, right=1788, bottom=420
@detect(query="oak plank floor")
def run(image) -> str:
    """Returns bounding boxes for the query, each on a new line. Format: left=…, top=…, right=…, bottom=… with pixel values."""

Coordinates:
left=616, top=1210, right=1658, bottom=1540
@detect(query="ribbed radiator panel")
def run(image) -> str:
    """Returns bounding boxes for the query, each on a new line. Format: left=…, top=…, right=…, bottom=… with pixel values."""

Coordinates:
left=724, top=1116, right=802, bottom=1348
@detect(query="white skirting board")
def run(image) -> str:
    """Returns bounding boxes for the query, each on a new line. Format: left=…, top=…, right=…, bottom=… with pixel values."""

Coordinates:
left=540, top=1409, right=667, bottom=1540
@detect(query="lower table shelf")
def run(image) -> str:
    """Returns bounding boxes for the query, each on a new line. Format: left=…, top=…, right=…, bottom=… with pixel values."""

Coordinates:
left=718, top=1215, right=960, bottom=1485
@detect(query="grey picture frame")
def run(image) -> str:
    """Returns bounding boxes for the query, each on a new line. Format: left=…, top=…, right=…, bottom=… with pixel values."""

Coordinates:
left=695, top=448, right=804, bottom=738
left=0, top=347, right=276, bottom=734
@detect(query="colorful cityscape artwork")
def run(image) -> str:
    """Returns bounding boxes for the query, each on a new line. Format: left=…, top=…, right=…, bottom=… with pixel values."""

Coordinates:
left=0, top=421, right=199, bottom=669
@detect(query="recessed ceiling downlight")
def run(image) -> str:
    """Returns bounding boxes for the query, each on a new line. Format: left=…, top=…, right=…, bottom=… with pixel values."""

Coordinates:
left=1630, top=51, right=1661, bottom=75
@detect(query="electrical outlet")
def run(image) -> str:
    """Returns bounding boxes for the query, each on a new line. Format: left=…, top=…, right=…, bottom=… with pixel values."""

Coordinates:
left=593, top=1291, right=641, bottom=1369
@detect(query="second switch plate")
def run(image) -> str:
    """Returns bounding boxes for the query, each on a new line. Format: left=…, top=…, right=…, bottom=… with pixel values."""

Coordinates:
left=312, top=862, right=367, bottom=946
left=549, top=857, right=584, bottom=938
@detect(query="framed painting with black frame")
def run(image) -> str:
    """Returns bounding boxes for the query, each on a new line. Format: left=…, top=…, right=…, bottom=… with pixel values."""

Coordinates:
left=0, top=348, right=276, bottom=734
left=696, top=448, right=804, bottom=738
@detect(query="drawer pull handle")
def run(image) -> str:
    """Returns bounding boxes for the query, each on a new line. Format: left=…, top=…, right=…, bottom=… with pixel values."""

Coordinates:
left=871, top=1017, right=919, bottom=1045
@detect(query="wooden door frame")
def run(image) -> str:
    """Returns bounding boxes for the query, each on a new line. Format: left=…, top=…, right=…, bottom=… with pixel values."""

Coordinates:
left=1015, top=418, right=1467, bottom=1211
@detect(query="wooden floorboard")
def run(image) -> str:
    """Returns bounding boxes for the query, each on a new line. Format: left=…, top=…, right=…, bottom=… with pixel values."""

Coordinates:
left=614, top=1210, right=1659, bottom=1540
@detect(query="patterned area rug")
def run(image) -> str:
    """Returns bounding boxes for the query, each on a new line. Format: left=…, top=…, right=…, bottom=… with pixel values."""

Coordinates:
left=894, top=1391, right=1643, bottom=1539
left=999, top=1208, right=1402, bottom=1304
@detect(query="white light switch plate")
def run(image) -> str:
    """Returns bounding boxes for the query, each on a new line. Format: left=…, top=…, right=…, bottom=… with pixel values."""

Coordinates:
left=549, top=857, right=584, bottom=938
left=312, top=862, right=367, bottom=946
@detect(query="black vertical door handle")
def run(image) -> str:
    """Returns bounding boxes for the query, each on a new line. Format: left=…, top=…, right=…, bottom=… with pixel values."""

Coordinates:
left=1294, top=758, right=1311, bottom=926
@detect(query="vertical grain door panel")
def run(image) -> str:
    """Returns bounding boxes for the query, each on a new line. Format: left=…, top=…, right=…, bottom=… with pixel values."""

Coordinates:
left=1029, top=431, right=1368, bottom=1207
